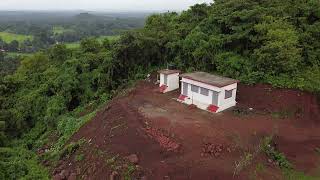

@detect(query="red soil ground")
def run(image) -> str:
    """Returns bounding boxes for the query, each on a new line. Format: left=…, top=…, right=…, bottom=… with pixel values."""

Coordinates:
left=53, top=81, right=320, bottom=180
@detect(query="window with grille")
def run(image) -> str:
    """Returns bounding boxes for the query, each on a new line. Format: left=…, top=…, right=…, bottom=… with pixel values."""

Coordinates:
left=200, top=87, right=209, bottom=96
left=191, top=85, right=199, bottom=93
left=225, top=89, right=233, bottom=99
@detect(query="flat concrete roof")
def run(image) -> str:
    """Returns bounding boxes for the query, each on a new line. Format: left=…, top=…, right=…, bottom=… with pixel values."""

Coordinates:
left=158, top=69, right=181, bottom=75
left=180, top=72, right=239, bottom=87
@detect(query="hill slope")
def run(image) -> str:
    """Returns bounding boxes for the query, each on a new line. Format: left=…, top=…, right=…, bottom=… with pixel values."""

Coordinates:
left=50, top=80, right=320, bottom=179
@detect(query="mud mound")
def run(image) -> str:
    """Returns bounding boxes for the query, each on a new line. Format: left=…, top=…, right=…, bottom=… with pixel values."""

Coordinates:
left=237, top=84, right=320, bottom=125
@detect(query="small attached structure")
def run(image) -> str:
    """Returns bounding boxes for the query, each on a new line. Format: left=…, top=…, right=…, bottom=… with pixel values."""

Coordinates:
left=178, top=72, right=239, bottom=113
left=158, top=69, right=181, bottom=93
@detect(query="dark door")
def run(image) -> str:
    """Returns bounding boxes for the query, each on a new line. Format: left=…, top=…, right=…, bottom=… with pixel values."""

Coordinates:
left=182, top=82, right=188, bottom=96
left=212, top=90, right=219, bottom=106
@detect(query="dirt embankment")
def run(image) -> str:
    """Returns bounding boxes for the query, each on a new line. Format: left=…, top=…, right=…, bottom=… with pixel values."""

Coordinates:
left=237, top=84, right=320, bottom=125
left=51, top=81, right=320, bottom=180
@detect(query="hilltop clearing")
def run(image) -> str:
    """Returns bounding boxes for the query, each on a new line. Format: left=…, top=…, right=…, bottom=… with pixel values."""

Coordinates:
left=50, top=80, right=320, bottom=179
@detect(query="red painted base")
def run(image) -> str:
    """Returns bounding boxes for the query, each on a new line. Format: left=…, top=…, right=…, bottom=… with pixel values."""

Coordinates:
left=178, top=95, right=188, bottom=101
left=207, top=105, right=219, bottom=113
left=159, top=85, right=168, bottom=93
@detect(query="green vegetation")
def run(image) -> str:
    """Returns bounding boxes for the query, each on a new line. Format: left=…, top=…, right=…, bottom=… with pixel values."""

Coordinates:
left=0, top=37, right=152, bottom=178
left=0, top=147, right=49, bottom=179
left=64, top=35, right=120, bottom=49
left=0, top=0, right=320, bottom=179
left=121, top=0, right=319, bottom=92
left=262, top=136, right=319, bottom=180
left=0, top=32, right=33, bottom=43
left=0, top=12, right=146, bottom=54
left=316, top=147, right=320, bottom=155
left=5, top=52, right=33, bottom=58
left=97, top=35, right=120, bottom=42
left=261, top=136, right=292, bottom=169
left=124, top=164, right=136, bottom=180
left=75, top=153, right=85, bottom=162
left=65, top=42, right=80, bottom=49
left=53, top=26, right=74, bottom=35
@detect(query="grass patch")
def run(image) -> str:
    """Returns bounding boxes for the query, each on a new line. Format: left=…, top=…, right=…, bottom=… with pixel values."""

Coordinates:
left=233, top=107, right=252, bottom=116
left=58, top=139, right=86, bottom=160
left=104, top=152, right=137, bottom=179
left=64, top=35, right=120, bottom=49
left=261, top=136, right=319, bottom=180
left=53, top=26, right=74, bottom=34
left=5, top=52, right=33, bottom=58
left=261, top=136, right=292, bottom=169
left=124, top=164, right=136, bottom=180
left=315, top=147, right=320, bottom=155
left=0, top=121, right=5, bottom=131
left=97, top=35, right=120, bottom=42
left=75, top=153, right=85, bottom=162
left=271, top=111, right=295, bottom=119
left=0, top=31, right=33, bottom=43
left=234, top=152, right=254, bottom=177
left=65, top=42, right=80, bottom=49
left=106, top=155, right=120, bottom=169
left=41, top=110, right=97, bottom=163
left=283, top=169, right=317, bottom=180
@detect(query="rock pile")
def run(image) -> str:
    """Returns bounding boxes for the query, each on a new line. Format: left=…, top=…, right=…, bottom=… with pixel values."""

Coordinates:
left=201, top=143, right=230, bottom=157
left=144, top=127, right=180, bottom=152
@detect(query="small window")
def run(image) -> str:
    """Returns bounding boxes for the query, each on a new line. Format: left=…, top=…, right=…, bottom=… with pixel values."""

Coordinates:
left=200, top=87, right=209, bottom=96
left=225, top=89, right=233, bottom=99
left=191, top=85, right=199, bottom=93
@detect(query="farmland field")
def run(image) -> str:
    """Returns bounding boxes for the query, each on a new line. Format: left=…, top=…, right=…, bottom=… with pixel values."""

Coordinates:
left=5, top=52, right=33, bottom=58
left=65, top=42, right=80, bottom=49
left=0, top=32, right=33, bottom=43
left=97, top=35, right=120, bottom=42
left=53, top=26, right=74, bottom=34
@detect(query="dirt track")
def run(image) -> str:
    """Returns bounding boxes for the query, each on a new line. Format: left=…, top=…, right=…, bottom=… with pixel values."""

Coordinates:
left=52, top=81, right=320, bottom=180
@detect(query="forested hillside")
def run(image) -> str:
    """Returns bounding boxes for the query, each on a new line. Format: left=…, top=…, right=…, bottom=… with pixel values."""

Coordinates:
left=118, top=0, right=320, bottom=92
left=0, top=0, right=319, bottom=179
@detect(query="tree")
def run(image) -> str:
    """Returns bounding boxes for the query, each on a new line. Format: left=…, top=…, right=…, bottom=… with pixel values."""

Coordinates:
left=102, top=38, right=111, bottom=49
left=80, top=38, right=101, bottom=53
left=48, top=44, right=70, bottom=63
left=253, top=18, right=302, bottom=75
left=8, top=40, right=19, bottom=52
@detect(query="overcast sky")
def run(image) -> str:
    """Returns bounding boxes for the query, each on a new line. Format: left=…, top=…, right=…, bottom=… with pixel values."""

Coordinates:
left=0, top=0, right=212, bottom=11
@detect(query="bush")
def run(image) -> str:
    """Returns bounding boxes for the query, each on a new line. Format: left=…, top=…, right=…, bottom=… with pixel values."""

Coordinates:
left=0, top=132, right=6, bottom=147
left=59, top=141, right=82, bottom=159
left=0, top=121, right=5, bottom=131
left=0, top=147, right=49, bottom=179
left=261, top=136, right=292, bottom=170
left=75, top=153, right=85, bottom=162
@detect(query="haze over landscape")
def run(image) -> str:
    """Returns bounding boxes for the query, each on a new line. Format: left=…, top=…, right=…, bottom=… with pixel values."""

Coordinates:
left=1, top=0, right=212, bottom=11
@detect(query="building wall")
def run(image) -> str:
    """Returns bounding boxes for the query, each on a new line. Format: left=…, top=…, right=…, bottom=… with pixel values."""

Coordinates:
left=217, top=83, right=237, bottom=112
left=160, top=73, right=180, bottom=92
left=160, top=74, right=165, bottom=86
left=180, top=78, right=237, bottom=112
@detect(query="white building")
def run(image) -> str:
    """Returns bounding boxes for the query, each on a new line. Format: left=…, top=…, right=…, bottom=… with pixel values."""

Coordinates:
left=178, top=72, right=239, bottom=113
left=158, top=69, right=181, bottom=93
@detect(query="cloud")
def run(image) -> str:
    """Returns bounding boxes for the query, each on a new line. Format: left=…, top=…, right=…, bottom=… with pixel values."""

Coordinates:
left=0, top=0, right=212, bottom=11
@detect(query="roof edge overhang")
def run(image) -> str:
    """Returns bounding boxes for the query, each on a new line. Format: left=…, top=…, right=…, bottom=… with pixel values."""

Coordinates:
left=158, top=69, right=181, bottom=75
left=180, top=76, right=239, bottom=88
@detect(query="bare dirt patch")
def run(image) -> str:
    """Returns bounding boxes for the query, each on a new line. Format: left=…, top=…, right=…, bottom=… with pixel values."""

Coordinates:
left=52, top=81, right=320, bottom=179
